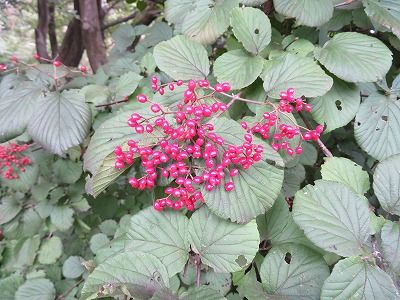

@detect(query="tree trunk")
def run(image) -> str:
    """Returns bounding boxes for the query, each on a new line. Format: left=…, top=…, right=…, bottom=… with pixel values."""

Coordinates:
left=58, top=0, right=84, bottom=67
left=48, top=2, right=58, bottom=58
left=35, top=0, right=50, bottom=59
left=79, top=0, right=107, bottom=72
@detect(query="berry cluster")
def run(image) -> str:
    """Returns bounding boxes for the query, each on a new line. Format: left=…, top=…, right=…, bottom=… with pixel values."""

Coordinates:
left=114, top=79, right=323, bottom=212
left=0, top=143, right=32, bottom=180
left=241, top=88, right=323, bottom=156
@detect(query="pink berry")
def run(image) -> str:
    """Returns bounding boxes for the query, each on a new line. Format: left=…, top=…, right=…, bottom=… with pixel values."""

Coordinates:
left=137, top=94, right=148, bottom=103
left=151, top=104, right=161, bottom=113
left=53, top=60, right=62, bottom=67
left=225, top=181, right=235, bottom=191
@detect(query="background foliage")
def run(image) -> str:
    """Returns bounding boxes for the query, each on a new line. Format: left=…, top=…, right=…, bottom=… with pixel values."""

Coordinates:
left=1, top=0, right=400, bottom=299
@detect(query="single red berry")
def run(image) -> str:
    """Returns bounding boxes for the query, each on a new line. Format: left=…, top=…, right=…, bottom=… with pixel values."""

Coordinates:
left=137, top=94, right=148, bottom=103
left=151, top=76, right=158, bottom=84
left=53, top=60, right=62, bottom=67
left=79, top=65, right=87, bottom=72
left=0, top=64, right=7, bottom=71
left=225, top=181, right=235, bottom=191
left=33, top=53, right=40, bottom=60
left=221, top=82, right=231, bottom=92
left=295, top=146, right=303, bottom=154
left=151, top=103, right=161, bottom=113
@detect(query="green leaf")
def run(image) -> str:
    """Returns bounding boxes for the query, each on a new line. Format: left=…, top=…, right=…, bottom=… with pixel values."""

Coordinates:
left=257, top=195, right=315, bottom=249
left=381, top=221, right=400, bottom=274
left=314, top=32, right=393, bottom=83
left=354, top=93, right=400, bottom=160
left=0, top=76, right=43, bottom=142
left=114, top=71, right=143, bottom=99
left=81, top=252, right=170, bottom=300
left=203, top=118, right=283, bottom=223
left=182, top=0, right=239, bottom=44
left=53, top=159, right=82, bottom=184
left=0, top=275, right=24, bottom=300
left=62, top=256, right=85, bottom=279
left=50, top=206, right=74, bottom=232
left=310, top=78, right=361, bottom=132
left=201, top=270, right=231, bottom=296
left=164, top=0, right=197, bottom=24
left=180, top=286, right=226, bottom=299
left=99, top=219, right=118, bottom=236
left=112, top=24, right=137, bottom=51
left=236, top=268, right=265, bottom=299
left=321, top=157, right=370, bottom=195
left=27, top=90, right=91, bottom=155
left=286, top=39, right=315, bottom=57
left=213, top=50, right=264, bottom=89
left=126, top=207, right=189, bottom=276
left=38, top=236, right=63, bottom=265
left=321, top=257, right=400, bottom=299
left=362, top=0, right=400, bottom=38
left=154, top=35, right=210, bottom=80
left=15, top=279, right=56, bottom=300
left=90, top=233, right=110, bottom=254
left=273, top=0, right=334, bottom=27
left=293, top=180, right=371, bottom=257
left=260, top=244, right=330, bottom=299
left=230, top=7, right=271, bottom=55
left=81, top=84, right=110, bottom=105
left=188, top=206, right=260, bottom=273
left=373, top=154, right=400, bottom=215
left=283, top=164, right=306, bottom=198
left=0, top=196, right=22, bottom=225
left=262, top=53, right=333, bottom=98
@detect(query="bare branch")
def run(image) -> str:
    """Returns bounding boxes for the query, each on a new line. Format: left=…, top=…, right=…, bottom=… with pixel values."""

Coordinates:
left=48, top=2, right=58, bottom=58
left=102, top=11, right=138, bottom=30
left=35, top=0, right=50, bottom=60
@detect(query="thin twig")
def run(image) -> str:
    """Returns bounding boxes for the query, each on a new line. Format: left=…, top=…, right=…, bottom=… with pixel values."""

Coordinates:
left=95, top=99, right=129, bottom=108
left=102, top=11, right=138, bottom=30
left=298, top=111, right=333, bottom=157
left=334, top=0, right=358, bottom=8
left=56, top=278, right=84, bottom=300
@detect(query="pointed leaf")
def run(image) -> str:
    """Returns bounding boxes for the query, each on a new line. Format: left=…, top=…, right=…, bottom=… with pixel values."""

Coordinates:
left=310, top=79, right=361, bottom=132
left=321, top=257, right=400, bottom=299
left=262, top=53, right=333, bottom=98
left=362, top=0, right=400, bottom=38
left=354, top=93, right=400, bottom=160
left=27, top=90, right=91, bottom=155
left=213, top=50, right=264, bottom=89
left=81, top=252, right=170, bottom=300
left=188, top=206, right=260, bottom=273
left=321, top=157, right=370, bottom=195
left=373, top=154, right=400, bottom=215
left=293, top=180, right=370, bottom=257
left=273, top=0, right=334, bottom=27
left=154, top=35, right=210, bottom=80
left=126, top=207, right=189, bottom=276
left=230, top=7, right=271, bottom=55
left=260, top=244, right=330, bottom=299
left=314, top=32, right=393, bottom=82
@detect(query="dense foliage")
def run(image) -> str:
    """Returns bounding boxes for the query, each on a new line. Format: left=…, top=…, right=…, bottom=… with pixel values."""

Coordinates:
left=1, top=0, right=400, bottom=299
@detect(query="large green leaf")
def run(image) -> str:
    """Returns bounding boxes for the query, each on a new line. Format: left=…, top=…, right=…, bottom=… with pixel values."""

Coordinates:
left=213, top=50, right=264, bottom=89
left=81, top=252, right=170, bottom=300
left=188, top=206, right=259, bottom=273
left=362, top=0, right=400, bottom=38
left=181, top=0, right=239, bottom=44
left=273, top=0, right=334, bottom=27
left=0, top=275, right=23, bottom=300
left=314, top=32, right=393, bottom=83
left=321, top=257, right=400, bottom=299
left=260, top=244, right=330, bottom=299
left=114, top=71, right=142, bottom=99
left=230, top=7, right=271, bottom=55
left=381, top=221, right=400, bottom=274
left=262, top=53, right=333, bottom=98
left=293, top=180, right=371, bottom=257
left=0, top=76, right=43, bottom=142
left=203, top=118, right=284, bottom=223
left=15, top=278, right=56, bottom=300
left=310, top=79, right=361, bottom=132
left=38, top=236, right=63, bottom=265
left=153, top=35, right=210, bottom=80
left=354, top=93, right=400, bottom=160
left=27, top=90, right=91, bottom=155
left=283, top=164, right=306, bottom=197
left=373, top=154, right=400, bottom=215
left=0, top=196, right=22, bottom=225
left=321, top=157, right=370, bottom=195
left=126, top=207, right=189, bottom=276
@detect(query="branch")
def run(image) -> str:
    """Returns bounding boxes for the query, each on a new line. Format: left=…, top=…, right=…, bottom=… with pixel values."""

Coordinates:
left=298, top=111, right=333, bottom=157
left=35, top=0, right=51, bottom=60
left=95, top=98, right=129, bottom=108
left=48, top=2, right=58, bottom=58
left=334, top=0, right=359, bottom=8
left=102, top=11, right=138, bottom=30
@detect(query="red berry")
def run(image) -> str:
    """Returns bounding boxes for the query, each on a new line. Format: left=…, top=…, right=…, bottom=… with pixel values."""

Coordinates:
left=53, top=60, right=62, bottom=67
left=33, top=53, right=40, bottom=60
left=151, top=103, right=161, bottom=113
left=137, top=94, right=148, bottom=103
left=225, top=181, right=235, bottom=191
left=79, top=65, right=87, bottom=72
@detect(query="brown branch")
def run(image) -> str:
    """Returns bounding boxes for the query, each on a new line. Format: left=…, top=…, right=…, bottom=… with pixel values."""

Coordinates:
left=79, top=0, right=107, bottom=72
left=95, top=99, right=128, bottom=108
left=334, top=0, right=359, bottom=8
left=298, top=111, right=333, bottom=157
left=263, top=0, right=274, bottom=15
left=102, top=11, right=138, bottom=30
left=48, top=2, right=58, bottom=58
left=56, top=278, right=84, bottom=300
left=35, top=0, right=50, bottom=60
